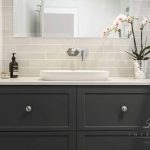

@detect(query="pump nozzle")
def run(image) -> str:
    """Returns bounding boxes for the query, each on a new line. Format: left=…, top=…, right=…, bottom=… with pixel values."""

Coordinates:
left=12, top=53, right=16, bottom=61
left=12, top=53, right=16, bottom=56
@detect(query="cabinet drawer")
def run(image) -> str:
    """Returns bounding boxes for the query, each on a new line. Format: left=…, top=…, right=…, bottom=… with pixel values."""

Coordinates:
left=0, top=86, right=76, bottom=131
left=78, top=131, right=150, bottom=150
left=77, top=86, right=150, bottom=130
left=0, top=132, right=76, bottom=150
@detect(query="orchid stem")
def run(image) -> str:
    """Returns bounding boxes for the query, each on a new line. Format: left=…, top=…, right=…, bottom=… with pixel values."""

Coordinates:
left=145, top=36, right=147, bottom=47
left=141, top=29, right=143, bottom=51
left=131, top=22, right=137, bottom=53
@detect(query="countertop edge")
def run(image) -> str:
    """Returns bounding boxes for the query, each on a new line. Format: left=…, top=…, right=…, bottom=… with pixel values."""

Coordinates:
left=0, top=77, right=150, bottom=85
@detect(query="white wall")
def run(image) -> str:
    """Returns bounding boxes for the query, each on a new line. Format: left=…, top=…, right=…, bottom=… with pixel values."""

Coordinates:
left=2, top=0, right=150, bottom=77
left=13, top=0, right=131, bottom=37
left=14, top=0, right=125, bottom=37
left=44, top=0, right=122, bottom=37
left=14, top=0, right=41, bottom=37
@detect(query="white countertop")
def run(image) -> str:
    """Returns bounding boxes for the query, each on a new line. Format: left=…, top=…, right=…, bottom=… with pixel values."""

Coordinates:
left=0, top=77, right=150, bottom=85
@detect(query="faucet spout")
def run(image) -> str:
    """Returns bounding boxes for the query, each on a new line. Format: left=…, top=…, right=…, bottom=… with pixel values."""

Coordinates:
left=81, top=50, right=84, bottom=61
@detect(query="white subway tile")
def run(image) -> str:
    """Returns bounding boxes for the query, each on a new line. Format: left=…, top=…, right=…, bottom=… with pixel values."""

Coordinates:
left=31, top=38, right=75, bottom=45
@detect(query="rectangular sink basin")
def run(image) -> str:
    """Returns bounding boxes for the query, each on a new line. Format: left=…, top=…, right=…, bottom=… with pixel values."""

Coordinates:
left=40, top=70, right=109, bottom=81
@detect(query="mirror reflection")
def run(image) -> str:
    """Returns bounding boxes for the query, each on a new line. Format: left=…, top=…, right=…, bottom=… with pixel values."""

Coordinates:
left=13, top=0, right=132, bottom=38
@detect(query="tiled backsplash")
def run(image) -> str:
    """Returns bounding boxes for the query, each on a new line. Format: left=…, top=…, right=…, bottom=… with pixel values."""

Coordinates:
left=2, top=0, right=150, bottom=77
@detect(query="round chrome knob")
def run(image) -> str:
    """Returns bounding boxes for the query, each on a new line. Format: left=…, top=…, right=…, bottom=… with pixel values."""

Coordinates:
left=121, top=106, right=127, bottom=112
left=26, top=106, right=32, bottom=112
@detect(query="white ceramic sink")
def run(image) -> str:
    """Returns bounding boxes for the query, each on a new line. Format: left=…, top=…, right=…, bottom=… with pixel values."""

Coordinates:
left=40, top=70, right=109, bottom=81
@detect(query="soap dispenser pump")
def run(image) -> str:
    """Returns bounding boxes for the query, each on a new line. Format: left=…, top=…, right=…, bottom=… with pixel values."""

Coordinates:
left=9, top=53, right=18, bottom=78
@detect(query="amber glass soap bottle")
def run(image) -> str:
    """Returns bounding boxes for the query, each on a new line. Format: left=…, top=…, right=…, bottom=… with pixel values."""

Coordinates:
left=9, top=53, right=19, bottom=78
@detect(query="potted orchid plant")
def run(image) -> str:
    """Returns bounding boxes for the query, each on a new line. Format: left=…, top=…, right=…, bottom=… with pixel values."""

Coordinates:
left=103, top=15, right=150, bottom=79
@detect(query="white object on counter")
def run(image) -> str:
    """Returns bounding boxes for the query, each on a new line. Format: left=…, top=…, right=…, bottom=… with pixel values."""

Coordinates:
left=40, top=70, right=110, bottom=81
left=133, top=60, right=148, bottom=79
left=1, top=72, right=10, bottom=79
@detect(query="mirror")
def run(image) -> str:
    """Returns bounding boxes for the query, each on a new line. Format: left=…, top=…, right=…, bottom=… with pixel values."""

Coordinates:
left=13, top=0, right=132, bottom=38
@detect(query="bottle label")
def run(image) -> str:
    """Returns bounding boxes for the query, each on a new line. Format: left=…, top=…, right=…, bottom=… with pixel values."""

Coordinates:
left=13, top=65, right=18, bottom=76
left=13, top=72, right=18, bottom=76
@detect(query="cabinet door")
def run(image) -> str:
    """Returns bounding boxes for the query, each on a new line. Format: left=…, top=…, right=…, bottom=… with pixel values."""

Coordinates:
left=78, top=131, right=150, bottom=150
left=0, top=132, right=76, bottom=150
left=77, top=86, right=150, bottom=130
left=0, top=86, right=76, bottom=131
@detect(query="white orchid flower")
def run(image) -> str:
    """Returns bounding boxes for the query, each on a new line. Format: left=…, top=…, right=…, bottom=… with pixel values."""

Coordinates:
left=126, top=16, right=135, bottom=23
left=142, top=17, right=148, bottom=25
left=116, top=14, right=128, bottom=22
left=113, top=19, right=121, bottom=28
left=106, top=26, right=113, bottom=32
left=141, top=17, right=150, bottom=30
left=103, top=25, right=114, bottom=37
left=102, top=14, right=140, bottom=39
left=103, top=30, right=110, bottom=38
left=103, top=31, right=107, bottom=38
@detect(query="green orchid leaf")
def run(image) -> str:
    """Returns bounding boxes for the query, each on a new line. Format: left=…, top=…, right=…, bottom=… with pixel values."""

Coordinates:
left=140, top=46, right=150, bottom=56
left=143, top=57, right=150, bottom=60
left=126, top=51, right=137, bottom=59
left=144, top=50, right=150, bottom=56
left=132, top=49, right=139, bottom=57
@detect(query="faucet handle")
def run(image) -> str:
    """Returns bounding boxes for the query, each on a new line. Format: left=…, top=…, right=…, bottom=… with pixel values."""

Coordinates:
left=67, top=48, right=79, bottom=56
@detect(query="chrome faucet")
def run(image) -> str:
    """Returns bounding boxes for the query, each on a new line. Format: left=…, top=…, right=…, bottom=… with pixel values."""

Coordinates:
left=81, top=49, right=84, bottom=61
left=67, top=48, right=88, bottom=61
left=67, top=48, right=79, bottom=56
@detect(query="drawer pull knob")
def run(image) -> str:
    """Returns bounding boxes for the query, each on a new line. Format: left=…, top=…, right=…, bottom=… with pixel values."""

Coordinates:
left=121, top=106, right=127, bottom=112
left=26, top=106, right=32, bottom=112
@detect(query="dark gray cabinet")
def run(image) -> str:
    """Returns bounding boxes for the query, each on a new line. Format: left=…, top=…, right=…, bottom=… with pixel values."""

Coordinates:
left=78, top=131, right=150, bottom=150
left=0, top=86, right=76, bottom=150
left=77, top=86, right=150, bottom=130
left=0, top=85, right=150, bottom=150
left=0, top=86, right=76, bottom=131
left=0, top=132, right=76, bottom=150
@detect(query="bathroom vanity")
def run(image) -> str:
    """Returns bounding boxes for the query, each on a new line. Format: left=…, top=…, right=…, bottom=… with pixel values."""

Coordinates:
left=0, top=78, right=150, bottom=150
